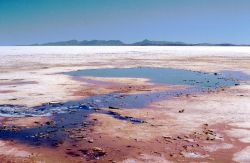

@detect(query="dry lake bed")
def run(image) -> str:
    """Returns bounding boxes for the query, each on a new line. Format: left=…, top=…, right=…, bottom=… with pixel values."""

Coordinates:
left=0, top=46, right=250, bottom=163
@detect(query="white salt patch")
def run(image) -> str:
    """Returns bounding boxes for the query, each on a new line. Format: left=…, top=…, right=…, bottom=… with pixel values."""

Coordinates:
left=204, top=143, right=233, bottom=152
left=122, top=159, right=137, bottom=163
left=0, top=140, right=31, bottom=158
left=230, top=122, right=250, bottom=129
left=0, top=141, right=6, bottom=146
left=182, top=152, right=208, bottom=158
left=233, top=146, right=250, bottom=162
left=226, top=129, right=250, bottom=143
left=1, top=46, right=250, bottom=57
left=121, top=154, right=173, bottom=163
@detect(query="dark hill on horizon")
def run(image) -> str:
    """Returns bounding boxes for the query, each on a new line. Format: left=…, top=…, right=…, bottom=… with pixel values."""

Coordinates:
left=29, top=39, right=249, bottom=46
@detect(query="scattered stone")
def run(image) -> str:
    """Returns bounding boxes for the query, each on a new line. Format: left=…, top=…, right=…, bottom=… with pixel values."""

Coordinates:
left=79, top=147, right=106, bottom=160
left=79, top=149, right=88, bottom=154
left=48, top=101, right=63, bottom=106
left=45, top=121, right=54, bottom=125
left=92, top=147, right=106, bottom=158
left=109, top=106, right=120, bottom=110
left=88, top=139, right=94, bottom=143
left=178, top=109, right=185, bottom=113
left=66, top=151, right=80, bottom=157
left=51, top=142, right=59, bottom=147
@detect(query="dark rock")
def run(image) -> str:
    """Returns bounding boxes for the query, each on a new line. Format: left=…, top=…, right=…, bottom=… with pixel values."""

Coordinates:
left=109, top=106, right=120, bottom=110
left=66, top=151, right=80, bottom=157
left=88, top=139, right=94, bottom=143
left=178, top=109, right=185, bottom=113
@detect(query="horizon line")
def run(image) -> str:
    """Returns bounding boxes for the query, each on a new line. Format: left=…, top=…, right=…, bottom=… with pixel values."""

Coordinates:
left=11, top=39, right=250, bottom=46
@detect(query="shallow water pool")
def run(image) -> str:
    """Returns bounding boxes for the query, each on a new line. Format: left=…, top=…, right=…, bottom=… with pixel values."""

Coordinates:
left=65, top=67, right=238, bottom=88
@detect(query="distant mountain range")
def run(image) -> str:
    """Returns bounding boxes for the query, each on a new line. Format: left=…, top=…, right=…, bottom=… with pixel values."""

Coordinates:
left=30, top=39, right=249, bottom=46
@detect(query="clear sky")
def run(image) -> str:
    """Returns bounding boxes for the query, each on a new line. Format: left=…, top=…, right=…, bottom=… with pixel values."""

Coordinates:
left=0, top=0, right=250, bottom=45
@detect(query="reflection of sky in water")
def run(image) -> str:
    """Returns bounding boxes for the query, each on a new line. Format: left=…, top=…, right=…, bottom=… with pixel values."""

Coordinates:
left=65, top=67, right=238, bottom=88
left=0, top=67, right=241, bottom=117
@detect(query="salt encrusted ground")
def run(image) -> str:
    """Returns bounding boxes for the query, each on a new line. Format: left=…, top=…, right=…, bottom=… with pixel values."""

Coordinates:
left=0, top=46, right=250, bottom=162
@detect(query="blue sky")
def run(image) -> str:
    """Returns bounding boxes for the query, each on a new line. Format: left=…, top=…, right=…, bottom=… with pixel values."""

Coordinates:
left=0, top=0, right=250, bottom=45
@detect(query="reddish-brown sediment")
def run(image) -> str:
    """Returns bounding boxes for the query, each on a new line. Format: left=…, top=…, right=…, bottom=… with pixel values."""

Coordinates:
left=0, top=90, right=16, bottom=93
left=2, top=119, right=245, bottom=163
left=72, top=76, right=187, bottom=98
left=0, top=116, right=50, bottom=128
left=0, top=80, right=38, bottom=86
left=1, top=86, right=247, bottom=163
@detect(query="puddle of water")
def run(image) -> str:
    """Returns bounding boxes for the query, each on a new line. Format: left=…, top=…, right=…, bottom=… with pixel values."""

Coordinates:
left=0, top=109, right=92, bottom=147
left=0, top=67, right=245, bottom=147
left=0, top=104, right=144, bottom=147
left=0, top=67, right=240, bottom=118
left=220, top=70, right=250, bottom=81
left=65, top=67, right=238, bottom=88
left=0, top=87, right=205, bottom=118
